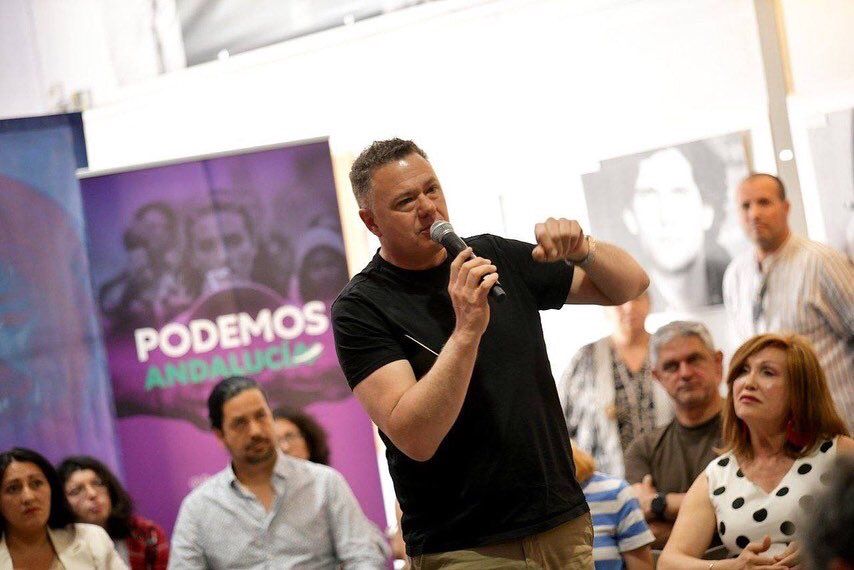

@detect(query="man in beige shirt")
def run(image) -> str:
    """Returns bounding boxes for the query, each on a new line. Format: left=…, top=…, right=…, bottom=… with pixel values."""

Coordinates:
left=723, top=173, right=853, bottom=431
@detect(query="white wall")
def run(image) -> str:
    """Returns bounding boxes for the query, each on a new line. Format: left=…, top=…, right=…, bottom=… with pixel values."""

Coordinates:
left=82, top=0, right=776, bottom=373
left=781, top=0, right=854, bottom=246
left=29, top=0, right=854, bottom=533
left=0, top=0, right=184, bottom=120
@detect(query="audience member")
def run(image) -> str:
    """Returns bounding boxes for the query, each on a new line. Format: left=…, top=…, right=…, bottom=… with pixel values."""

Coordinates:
left=559, top=290, right=671, bottom=477
left=169, top=376, right=388, bottom=569
left=293, top=226, right=349, bottom=304
left=571, top=443, right=654, bottom=569
left=272, top=408, right=331, bottom=465
left=659, top=333, right=853, bottom=569
left=724, top=173, right=854, bottom=431
left=803, top=455, right=854, bottom=570
left=58, top=456, right=168, bottom=570
left=623, top=321, right=724, bottom=548
left=0, top=448, right=126, bottom=569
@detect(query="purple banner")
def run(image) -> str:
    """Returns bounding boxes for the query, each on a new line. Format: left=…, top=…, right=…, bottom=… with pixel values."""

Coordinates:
left=80, top=140, right=384, bottom=534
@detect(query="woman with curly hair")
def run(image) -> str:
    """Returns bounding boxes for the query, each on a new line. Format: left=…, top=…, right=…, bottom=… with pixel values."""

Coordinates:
left=272, top=408, right=331, bottom=465
left=1, top=448, right=126, bottom=569
left=57, top=456, right=168, bottom=570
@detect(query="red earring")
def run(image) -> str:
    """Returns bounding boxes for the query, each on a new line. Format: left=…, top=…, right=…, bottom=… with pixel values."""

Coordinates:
left=785, top=419, right=809, bottom=449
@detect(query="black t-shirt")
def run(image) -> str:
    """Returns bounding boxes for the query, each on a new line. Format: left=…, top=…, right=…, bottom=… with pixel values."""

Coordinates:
left=331, top=234, right=589, bottom=555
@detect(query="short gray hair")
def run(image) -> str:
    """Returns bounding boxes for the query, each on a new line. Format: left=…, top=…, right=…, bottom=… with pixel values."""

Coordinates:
left=649, top=320, right=716, bottom=369
left=349, top=138, right=428, bottom=209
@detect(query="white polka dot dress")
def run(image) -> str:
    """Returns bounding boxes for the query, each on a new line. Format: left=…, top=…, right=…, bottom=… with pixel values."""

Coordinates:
left=705, top=437, right=839, bottom=557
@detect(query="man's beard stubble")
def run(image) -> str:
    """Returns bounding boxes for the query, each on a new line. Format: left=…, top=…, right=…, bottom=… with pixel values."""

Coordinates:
left=244, top=437, right=276, bottom=464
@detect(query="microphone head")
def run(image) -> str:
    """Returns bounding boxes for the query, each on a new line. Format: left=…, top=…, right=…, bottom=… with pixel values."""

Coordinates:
left=429, top=219, right=455, bottom=244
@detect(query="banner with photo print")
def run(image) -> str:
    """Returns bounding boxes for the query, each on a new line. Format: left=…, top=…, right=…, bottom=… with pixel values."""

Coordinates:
left=80, top=139, right=384, bottom=534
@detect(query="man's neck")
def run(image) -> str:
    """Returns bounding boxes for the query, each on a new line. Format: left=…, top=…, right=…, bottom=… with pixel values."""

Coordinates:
left=611, top=329, right=650, bottom=348
left=233, top=455, right=276, bottom=487
left=379, top=245, right=447, bottom=270
left=755, top=229, right=791, bottom=263
left=675, top=396, right=722, bottom=428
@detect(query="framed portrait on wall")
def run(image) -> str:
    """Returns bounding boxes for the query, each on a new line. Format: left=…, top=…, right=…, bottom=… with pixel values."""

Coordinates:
left=582, top=132, right=752, bottom=312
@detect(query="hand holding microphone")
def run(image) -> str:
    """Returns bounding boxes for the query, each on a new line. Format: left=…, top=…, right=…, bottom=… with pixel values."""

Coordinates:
left=430, top=220, right=506, bottom=302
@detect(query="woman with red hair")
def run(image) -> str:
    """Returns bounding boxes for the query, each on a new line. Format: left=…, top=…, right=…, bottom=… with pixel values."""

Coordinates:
left=659, top=333, right=852, bottom=569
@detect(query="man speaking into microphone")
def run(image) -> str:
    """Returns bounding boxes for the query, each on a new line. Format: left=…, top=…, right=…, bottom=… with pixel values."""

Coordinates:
left=332, top=139, right=649, bottom=569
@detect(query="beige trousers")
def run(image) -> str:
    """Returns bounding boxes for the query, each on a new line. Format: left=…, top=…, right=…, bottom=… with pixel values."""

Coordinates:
left=410, top=512, right=594, bottom=570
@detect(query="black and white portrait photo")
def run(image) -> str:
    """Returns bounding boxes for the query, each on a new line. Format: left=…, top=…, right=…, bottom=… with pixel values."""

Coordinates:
left=582, top=133, right=751, bottom=312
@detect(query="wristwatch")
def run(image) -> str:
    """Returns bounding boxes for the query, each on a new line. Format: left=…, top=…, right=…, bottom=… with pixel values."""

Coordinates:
left=651, top=493, right=667, bottom=520
left=578, top=235, right=597, bottom=268
left=564, top=235, right=597, bottom=268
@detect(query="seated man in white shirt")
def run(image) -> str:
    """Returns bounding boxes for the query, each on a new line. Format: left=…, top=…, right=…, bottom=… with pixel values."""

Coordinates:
left=169, top=376, right=389, bottom=570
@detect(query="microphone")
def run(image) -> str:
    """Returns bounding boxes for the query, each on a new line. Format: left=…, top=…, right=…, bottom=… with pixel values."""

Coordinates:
left=430, top=220, right=507, bottom=303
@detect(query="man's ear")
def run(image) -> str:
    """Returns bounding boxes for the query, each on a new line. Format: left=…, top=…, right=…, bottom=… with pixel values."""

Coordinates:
left=622, top=208, right=639, bottom=235
left=214, top=427, right=225, bottom=445
left=715, top=350, right=724, bottom=375
left=359, top=208, right=382, bottom=238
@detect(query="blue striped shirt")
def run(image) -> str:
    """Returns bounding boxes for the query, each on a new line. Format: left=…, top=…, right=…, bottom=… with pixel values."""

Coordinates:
left=583, top=472, right=654, bottom=570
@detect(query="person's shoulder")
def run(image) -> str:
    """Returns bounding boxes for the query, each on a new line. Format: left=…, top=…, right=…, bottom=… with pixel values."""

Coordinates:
left=467, top=234, right=535, bottom=255
left=635, top=421, right=671, bottom=453
left=724, top=249, right=754, bottom=277
left=54, top=523, right=115, bottom=560
left=179, top=467, right=230, bottom=508
left=129, top=514, right=166, bottom=538
left=703, top=449, right=736, bottom=480
left=280, top=456, right=352, bottom=496
left=795, top=235, right=850, bottom=266
left=584, top=472, right=627, bottom=499
left=278, top=453, right=337, bottom=479
left=71, top=522, right=111, bottom=541
left=333, top=260, right=379, bottom=305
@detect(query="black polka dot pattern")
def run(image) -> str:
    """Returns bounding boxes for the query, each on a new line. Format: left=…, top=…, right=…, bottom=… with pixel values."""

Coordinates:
left=799, top=495, right=814, bottom=510
left=753, top=508, right=768, bottom=522
left=781, top=521, right=796, bottom=536
left=717, top=457, right=730, bottom=467
left=719, top=521, right=726, bottom=536
left=820, top=440, right=833, bottom=453
left=776, top=487, right=789, bottom=497
left=713, top=486, right=726, bottom=496
left=820, top=472, right=832, bottom=485
left=732, top=497, right=745, bottom=509
left=798, top=463, right=812, bottom=475
left=736, top=535, right=750, bottom=549
left=736, top=469, right=744, bottom=478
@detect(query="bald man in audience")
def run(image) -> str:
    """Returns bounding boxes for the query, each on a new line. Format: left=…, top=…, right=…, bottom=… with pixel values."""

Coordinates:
left=623, top=321, right=724, bottom=548
left=723, top=173, right=853, bottom=431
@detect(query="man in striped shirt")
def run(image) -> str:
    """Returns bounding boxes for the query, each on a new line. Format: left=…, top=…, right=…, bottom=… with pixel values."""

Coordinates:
left=723, top=173, right=853, bottom=430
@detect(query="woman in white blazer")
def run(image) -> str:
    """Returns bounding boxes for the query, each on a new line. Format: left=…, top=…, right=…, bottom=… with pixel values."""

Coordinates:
left=0, top=448, right=127, bottom=569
